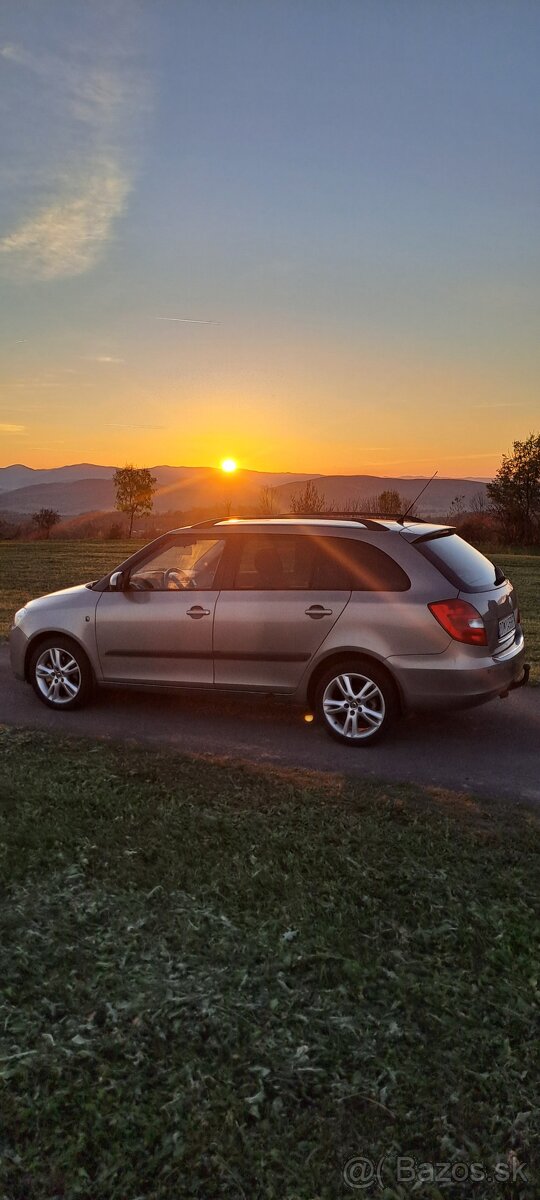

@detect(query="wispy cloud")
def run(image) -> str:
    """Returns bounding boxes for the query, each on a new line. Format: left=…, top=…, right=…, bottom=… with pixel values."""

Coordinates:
left=0, top=423, right=26, bottom=434
left=13, top=378, right=59, bottom=389
left=94, top=355, right=125, bottom=364
left=0, top=36, right=147, bottom=280
left=0, top=164, right=130, bottom=280
left=106, top=423, right=165, bottom=429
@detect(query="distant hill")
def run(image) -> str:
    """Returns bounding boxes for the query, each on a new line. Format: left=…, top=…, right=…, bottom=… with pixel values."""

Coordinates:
left=0, top=463, right=117, bottom=490
left=0, top=478, right=116, bottom=515
left=0, top=465, right=319, bottom=516
left=272, top=475, right=488, bottom=517
left=0, top=462, right=488, bottom=519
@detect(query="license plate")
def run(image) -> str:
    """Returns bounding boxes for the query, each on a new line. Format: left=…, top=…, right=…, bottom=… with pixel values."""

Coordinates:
left=498, top=613, right=516, bottom=639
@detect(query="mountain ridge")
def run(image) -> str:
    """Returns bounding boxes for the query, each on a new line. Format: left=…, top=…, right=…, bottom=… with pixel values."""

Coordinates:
left=0, top=463, right=320, bottom=491
left=0, top=463, right=489, bottom=518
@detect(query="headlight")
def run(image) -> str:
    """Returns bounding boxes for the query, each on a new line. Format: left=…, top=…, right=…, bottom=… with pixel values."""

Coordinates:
left=12, top=607, right=28, bottom=627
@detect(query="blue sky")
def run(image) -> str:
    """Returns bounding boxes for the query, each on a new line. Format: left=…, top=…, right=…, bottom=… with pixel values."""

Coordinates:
left=1, top=0, right=539, bottom=474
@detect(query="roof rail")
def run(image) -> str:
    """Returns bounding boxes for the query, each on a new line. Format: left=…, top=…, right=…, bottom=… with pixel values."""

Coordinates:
left=280, top=511, right=384, bottom=529
left=189, top=517, right=229, bottom=528
left=283, top=510, right=425, bottom=525
left=188, top=511, right=425, bottom=531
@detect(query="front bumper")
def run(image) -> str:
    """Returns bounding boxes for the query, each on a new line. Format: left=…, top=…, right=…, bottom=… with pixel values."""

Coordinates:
left=9, top=624, right=29, bottom=681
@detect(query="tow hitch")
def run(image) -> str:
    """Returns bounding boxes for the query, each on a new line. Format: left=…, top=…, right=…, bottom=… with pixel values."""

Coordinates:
left=500, top=663, right=530, bottom=699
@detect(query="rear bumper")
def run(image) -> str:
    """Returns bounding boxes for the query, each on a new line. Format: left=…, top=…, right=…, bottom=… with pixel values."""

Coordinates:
left=390, top=640, right=528, bottom=713
left=502, top=662, right=530, bottom=695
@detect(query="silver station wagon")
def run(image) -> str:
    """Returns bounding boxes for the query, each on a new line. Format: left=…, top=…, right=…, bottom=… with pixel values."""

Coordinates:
left=10, top=515, right=529, bottom=745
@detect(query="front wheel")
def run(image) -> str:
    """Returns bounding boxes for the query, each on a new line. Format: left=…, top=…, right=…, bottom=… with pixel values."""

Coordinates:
left=29, top=637, right=94, bottom=711
left=314, top=659, right=397, bottom=746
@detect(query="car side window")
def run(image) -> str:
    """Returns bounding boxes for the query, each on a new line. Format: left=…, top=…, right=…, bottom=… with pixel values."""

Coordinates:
left=128, top=538, right=226, bottom=591
left=231, top=534, right=410, bottom=591
left=311, top=539, right=351, bottom=589
left=315, top=538, right=410, bottom=591
left=233, top=534, right=317, bottom=590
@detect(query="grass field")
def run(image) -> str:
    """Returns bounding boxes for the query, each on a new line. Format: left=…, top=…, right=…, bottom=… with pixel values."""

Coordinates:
left=1, top=727, right=538, bottom=1198
left=1, top=539, right=538, bottom=682
left=493, top=553, right=540, bottom=683
left=0, top=540, right=143, bottom=643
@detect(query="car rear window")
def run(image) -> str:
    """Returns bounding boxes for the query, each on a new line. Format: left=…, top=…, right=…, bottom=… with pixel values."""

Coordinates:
left=416, top=533, right=502, bottom=591
left=314, top=538, right=410, bottom=591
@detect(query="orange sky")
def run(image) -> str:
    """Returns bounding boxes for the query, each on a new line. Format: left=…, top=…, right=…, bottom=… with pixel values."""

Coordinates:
left=2, top=332, right=537, bottom=477
left=1, top=3, right=539, bottom=480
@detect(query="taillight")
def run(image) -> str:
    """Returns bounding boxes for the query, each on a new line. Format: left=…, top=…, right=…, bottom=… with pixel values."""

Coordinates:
left=428, top=599, right=487, bottom=646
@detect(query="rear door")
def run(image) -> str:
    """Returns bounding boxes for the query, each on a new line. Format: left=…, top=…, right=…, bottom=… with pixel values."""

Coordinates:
left=213, top=532, right=350, bottom=692
left=95, top=535, right=226, bottom=685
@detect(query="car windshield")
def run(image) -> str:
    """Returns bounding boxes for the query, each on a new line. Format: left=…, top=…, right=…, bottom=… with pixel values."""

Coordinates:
left=129, top=538, right=225, bottom=590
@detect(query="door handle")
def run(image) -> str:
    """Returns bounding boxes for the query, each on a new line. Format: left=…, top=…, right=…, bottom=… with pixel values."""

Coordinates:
left=187, top=606, right=211, bottom=619
left=305, top=604, right=333, bottom=619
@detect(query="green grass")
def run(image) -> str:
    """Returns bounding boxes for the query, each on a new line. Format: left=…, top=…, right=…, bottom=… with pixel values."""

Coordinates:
left=1, top=539, right=538, bottom=683
left=1, top=729, right=539, bottom=1198
left=0, top=540, right=143, bottom=641
left=492, top=554, right=540, bottom=684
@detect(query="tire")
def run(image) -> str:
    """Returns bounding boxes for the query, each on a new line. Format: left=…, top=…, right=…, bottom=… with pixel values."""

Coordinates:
left=29, top=636, right=94, bottom=711
left=314, top=658, right=398, bottom=746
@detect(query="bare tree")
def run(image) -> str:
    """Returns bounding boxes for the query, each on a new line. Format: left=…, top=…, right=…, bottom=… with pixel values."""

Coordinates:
left=361, top=491, right=417, bottom=517
left=32, top=508, right=60, bottom=538
left=257, top=485, right=278, bottom=516
left=290, top=480, right=332, bottom=513
left=376, top=489, right=401, bottom=515
left=446, top=494, right=466, bottom=523
left=470, top=490, right=488, bottom=515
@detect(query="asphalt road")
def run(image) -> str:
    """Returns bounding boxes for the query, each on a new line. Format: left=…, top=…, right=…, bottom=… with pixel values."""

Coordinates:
left=1, top=644, right=538, bottom=804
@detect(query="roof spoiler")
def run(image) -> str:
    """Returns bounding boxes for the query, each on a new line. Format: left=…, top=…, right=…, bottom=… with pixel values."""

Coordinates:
left=410, top=526, right=455, bottom=544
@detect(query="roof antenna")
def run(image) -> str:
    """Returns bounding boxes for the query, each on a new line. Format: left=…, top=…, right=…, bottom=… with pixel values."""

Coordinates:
left=399, top=470, right=438, bottom=523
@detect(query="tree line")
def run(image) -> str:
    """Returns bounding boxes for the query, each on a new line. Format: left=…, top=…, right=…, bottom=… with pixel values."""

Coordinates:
left=3, top=434, right=540, bottom=546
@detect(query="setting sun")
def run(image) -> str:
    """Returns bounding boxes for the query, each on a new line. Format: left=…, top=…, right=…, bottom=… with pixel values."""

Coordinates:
left=221, top=458, right=238, bottom=473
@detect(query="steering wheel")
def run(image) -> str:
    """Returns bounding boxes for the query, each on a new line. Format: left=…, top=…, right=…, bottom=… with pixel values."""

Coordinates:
left=164, top=567, right=195, bottom=590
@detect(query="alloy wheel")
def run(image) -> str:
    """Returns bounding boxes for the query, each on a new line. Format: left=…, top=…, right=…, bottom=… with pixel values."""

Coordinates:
left=322, top=671, right=386, bottom=741
left=35, top=646, right=82, bottom=705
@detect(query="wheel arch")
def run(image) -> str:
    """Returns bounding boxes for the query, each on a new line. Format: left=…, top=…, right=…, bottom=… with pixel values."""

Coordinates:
left=24, top=630, right=94, bottom=683
left=305, top=649, right=404, bottom=714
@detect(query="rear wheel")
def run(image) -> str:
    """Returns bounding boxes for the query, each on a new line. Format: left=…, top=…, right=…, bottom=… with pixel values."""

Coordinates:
left=29, top=637, right=93, bottom=711
left=314, top=659, right=397, bottom=746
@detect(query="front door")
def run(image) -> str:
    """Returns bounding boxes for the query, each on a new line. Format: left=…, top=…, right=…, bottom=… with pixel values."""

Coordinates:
left=95, top=535, right=226, bottom=686
left=213, top=532, right=351, bottom=692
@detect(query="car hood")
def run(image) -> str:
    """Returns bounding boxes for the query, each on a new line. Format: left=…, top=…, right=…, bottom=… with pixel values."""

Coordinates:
left=24, top=583, right=99, bottom=612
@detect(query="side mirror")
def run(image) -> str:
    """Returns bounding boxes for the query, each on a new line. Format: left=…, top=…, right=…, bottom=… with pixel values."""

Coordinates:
left=109, top=570, right=126, bottom=591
